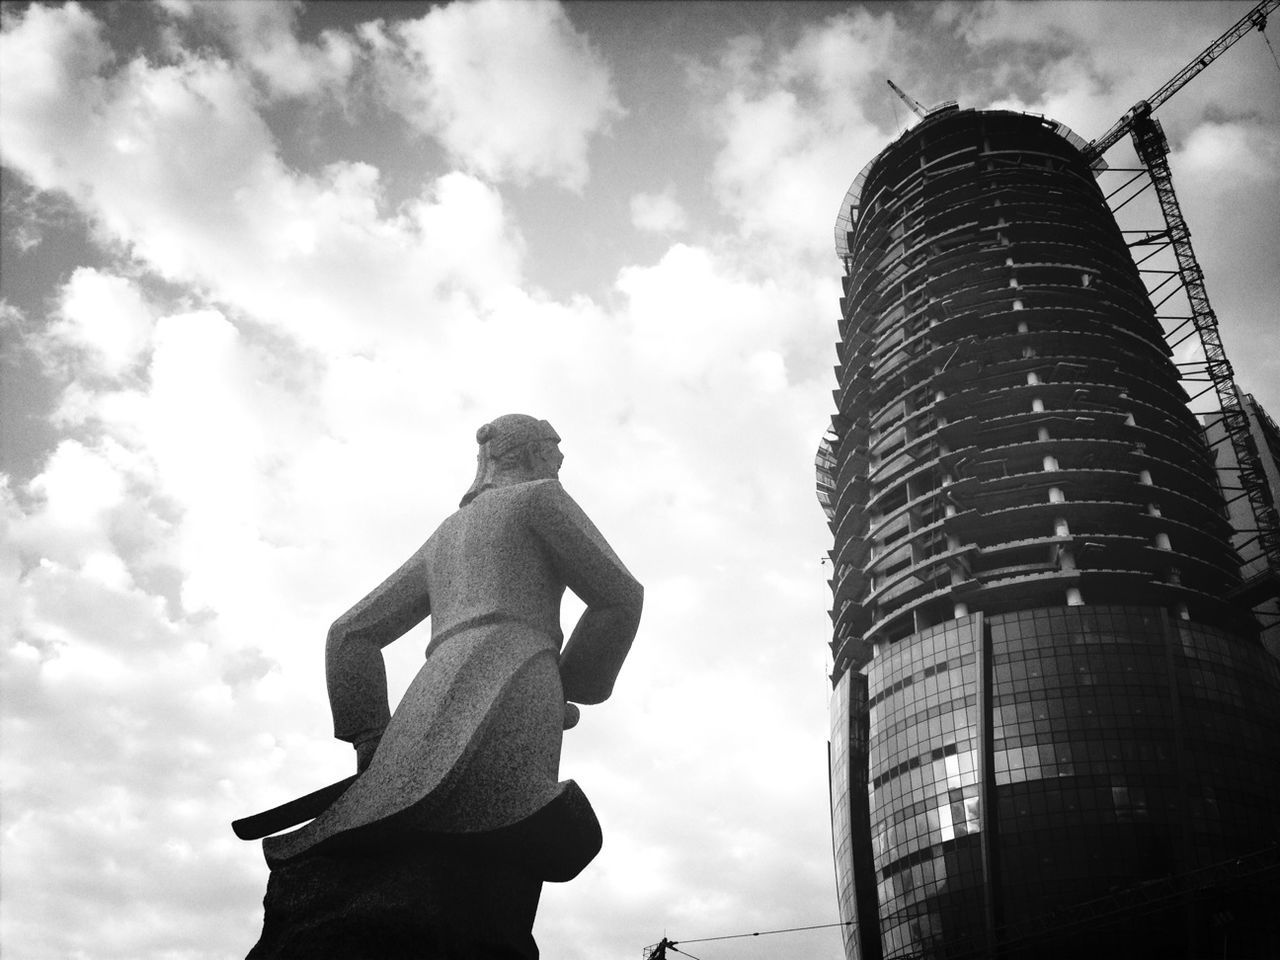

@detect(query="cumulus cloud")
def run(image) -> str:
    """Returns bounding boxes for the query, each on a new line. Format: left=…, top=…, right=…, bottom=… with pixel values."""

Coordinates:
left=1169, top=117, right=1280, bottom=392
left=698, top=7, right=900, bottom=261
left=1178, top=119, right=1280, bottom=183
left=630, top=186, right=688, bottom=234
left=0, top=4, right=112, bottom=159
left=48, top=268, right=155, bottom=378
left=2, top=422, right=306, bottom=959
left=947, top=0, right=1276, bottom=147
left=0, top=174, right=83, bottom=255
left=369, top=0, right=622, bottom=191
left=158, top=0, right=358, bottom=101
left=0, top=2, right=535, bottom=355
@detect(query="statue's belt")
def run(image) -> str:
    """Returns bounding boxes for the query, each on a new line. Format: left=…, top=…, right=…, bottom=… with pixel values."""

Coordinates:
left=423, top=611, right=560, bottom=659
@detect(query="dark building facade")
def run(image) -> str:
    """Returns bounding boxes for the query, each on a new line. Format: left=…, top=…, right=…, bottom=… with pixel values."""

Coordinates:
left=818, top=108, right=1280, bottom=959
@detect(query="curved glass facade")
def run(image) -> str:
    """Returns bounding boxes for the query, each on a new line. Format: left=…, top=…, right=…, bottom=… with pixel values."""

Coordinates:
left=989, top=606, right=1280, bottom=954
left=822, top=108, right=1280, bottom=960
left=829, top=605, right=1280, bottom=959
left=866, top=614, right=985, bottom=957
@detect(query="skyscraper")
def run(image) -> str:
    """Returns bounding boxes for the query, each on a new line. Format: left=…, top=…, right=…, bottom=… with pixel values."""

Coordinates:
left=819, top=107, right=1280, bottom=959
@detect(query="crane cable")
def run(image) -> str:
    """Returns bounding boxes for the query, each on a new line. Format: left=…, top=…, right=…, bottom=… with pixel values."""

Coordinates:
left=888, top=86, right=902, bottom=134
left=1263, top=19, right=1280, bottom=75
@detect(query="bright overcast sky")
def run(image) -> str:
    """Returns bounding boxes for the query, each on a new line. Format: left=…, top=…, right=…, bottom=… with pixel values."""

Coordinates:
left=2, top=2, right=1278, bottom=958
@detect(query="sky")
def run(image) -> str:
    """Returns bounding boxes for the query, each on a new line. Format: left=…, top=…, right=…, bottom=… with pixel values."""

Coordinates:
left=2, top=1, right=1278, bottom=958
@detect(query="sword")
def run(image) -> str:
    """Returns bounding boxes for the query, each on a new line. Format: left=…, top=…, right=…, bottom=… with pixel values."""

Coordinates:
left=231, top=774, right=358, bottom=841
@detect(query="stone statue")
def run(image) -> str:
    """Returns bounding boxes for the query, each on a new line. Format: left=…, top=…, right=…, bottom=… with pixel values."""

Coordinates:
left=245, top=415, right=643, bottom=959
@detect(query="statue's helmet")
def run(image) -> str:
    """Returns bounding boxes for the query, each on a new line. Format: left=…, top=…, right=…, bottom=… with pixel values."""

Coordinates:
left=460, top=414, right=560, bottom=506
left=476, top=414, right=560, bottom=458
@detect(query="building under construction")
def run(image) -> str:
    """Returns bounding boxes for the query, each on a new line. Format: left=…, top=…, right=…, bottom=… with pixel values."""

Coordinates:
left=818, top=102, right=1280, bottom=959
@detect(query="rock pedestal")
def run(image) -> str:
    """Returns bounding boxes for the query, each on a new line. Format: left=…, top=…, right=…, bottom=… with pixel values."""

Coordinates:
left=247, top=841, right=542, bottom=960
left=247, top=780, right=601, bottom=960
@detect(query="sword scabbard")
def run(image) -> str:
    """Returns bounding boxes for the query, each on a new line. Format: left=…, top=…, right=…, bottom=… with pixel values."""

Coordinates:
left=231, top=774, right=359, bottom=841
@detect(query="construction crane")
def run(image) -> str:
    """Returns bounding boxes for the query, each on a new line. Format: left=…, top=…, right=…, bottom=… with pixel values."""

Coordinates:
left=886, top=78, right=928, bottom=119
left=1083, top=0, right=1280, bottom=580
left=1082, top=0, right=1278, bottom=164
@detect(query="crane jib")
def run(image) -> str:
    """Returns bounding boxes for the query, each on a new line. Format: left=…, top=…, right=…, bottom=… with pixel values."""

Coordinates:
left=1082, top=0, right=1278, bottom=163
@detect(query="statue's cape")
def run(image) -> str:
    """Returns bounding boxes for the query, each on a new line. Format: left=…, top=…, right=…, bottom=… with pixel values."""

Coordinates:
left=263, top=623, right=600, bottom=881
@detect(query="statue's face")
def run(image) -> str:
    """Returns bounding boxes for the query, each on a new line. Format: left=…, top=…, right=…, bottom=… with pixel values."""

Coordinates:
left=530, top=440, right=564, bottom=480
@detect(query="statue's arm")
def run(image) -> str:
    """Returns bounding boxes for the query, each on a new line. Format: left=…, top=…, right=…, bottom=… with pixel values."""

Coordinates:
left=531, top=481, right=643, bottom=705
left=325, top=540, right=433, bottom=749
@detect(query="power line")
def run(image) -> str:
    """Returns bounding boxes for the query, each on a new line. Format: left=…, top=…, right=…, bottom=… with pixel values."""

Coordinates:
left=680, top=918, right=855, bottom=944
left=646, top=844, right=1279, bottom=960
left=644, top=919, right=854, bottom=957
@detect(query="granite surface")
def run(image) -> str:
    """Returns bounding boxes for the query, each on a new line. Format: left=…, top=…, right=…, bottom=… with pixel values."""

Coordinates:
left=248, top=415, right=642, bottom=956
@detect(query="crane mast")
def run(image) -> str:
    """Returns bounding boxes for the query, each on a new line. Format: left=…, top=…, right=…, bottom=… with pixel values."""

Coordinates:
left=1128, top=112, right=1280, bottom=577
left=1085, top=0, right=1280, bottom=590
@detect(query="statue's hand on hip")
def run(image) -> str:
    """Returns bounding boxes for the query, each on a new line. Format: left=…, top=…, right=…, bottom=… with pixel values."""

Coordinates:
left=563, top=702, right=580, bottom=730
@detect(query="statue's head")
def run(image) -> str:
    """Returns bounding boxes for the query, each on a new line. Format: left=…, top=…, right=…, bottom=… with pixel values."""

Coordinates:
left=460, top=414, right=562, bottom=506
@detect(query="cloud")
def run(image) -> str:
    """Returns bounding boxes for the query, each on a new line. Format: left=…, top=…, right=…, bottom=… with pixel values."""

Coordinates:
left=946, top=0, right=1224, bottom=57
left=948, top=0, right=1277, bottom=146
left=630, top=187, right=688, bottom=234
left=697, top=7, right=900, bottom=261
left=48, top=268, right=155, bottom=379
left=1169, top=117, right=1280, bottom=393
left=0, top=176, right=80, bottom=254
left=158, top=0, right=358, bottom=101
left=10, top=439, right=127, bottom=561
left=1, top=572, right=298, bottom=959
left=0, top=2, right=536, bottom=356
left=1177, top=119, right=1280, bottom=183
left=2, top=424, right=309, bottom=959
left=369, top=0, right=622, bottom=191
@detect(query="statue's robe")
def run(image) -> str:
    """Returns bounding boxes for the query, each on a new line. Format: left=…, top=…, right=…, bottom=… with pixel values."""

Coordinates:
left=262, top=478, right=642, bottom=879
